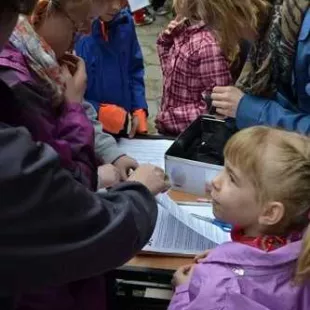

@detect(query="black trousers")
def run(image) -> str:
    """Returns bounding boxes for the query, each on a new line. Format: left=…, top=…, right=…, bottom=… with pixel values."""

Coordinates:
left=151, top=0, right=166, bottom=10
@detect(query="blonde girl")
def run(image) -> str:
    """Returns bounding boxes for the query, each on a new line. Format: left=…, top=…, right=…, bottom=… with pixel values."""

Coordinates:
left=170, top=126, right=310, bottom=310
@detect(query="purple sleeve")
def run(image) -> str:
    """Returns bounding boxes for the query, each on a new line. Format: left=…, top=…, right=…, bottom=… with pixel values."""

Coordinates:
left=56, top=102, right=98, bottom=190
left=168, top=284, right=191, bottom=310
left=0, top=62, right=98, bottom=190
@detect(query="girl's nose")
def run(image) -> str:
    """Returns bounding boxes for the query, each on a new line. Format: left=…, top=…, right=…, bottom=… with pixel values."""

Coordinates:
left=211, top=171, right=223, bottom=191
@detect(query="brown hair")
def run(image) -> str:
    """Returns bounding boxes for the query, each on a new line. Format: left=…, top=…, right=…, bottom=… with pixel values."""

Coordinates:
left=31, top=0, right=91, bottom=29
left=3, top=0, right=37, bottom=15
left=173, top=0, right=270, bottom=62
left=224, top=126, right=310, bottom=283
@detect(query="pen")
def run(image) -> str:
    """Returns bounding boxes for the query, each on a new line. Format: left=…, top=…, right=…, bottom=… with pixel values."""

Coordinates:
left=196, top=198, right=212, bottom=203
left=176, top=201, right=212, bottom=206
left=190, top=213, right=232, bottom=232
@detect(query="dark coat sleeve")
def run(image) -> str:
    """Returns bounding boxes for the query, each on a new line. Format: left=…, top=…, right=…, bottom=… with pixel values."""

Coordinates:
left=0, top=124, right=157, bottom=295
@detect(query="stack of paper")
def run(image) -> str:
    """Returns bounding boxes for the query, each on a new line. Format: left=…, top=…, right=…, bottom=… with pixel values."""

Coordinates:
left=118, top=138, right=174, bottom=170
left=143, top=194, right=231, bottom=256
left=127, top=0, right=150, bottom=12
left=118, top=139, right=230, bottom=255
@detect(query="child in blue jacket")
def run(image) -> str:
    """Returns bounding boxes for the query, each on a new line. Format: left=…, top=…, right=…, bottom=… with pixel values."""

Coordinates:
left=75, top=2, right=148, bottom=137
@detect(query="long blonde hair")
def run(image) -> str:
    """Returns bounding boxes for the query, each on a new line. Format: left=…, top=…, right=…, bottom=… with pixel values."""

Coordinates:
left=173, top=0, right=270, bottom=62
left=224, top=126, right=310, bottom=284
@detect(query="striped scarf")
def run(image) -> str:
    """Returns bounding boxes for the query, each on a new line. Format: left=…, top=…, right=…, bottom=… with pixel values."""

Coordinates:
left=236, top=0, right=309, bottom=98
left=10, top=15, right=65, bottom=105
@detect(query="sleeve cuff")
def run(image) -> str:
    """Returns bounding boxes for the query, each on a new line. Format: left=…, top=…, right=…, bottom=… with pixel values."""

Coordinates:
left=104, top=149, right=126, bottom=165
left=157, top=32, right=173, bottom=45
left=175, top=283, right=190, bottom=294
left=236, top=94, right=266, bottom=129
left=63, top=102, right=85, bottom=113
left=133, top=109, right=148, bottom=134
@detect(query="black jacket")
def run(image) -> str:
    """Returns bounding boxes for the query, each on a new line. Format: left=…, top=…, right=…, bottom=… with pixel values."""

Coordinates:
left=0, top=82, right=157, bottom=301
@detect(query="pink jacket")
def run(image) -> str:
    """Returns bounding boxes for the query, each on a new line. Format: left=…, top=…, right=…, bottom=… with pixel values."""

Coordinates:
left=156, top=22, right=232, bottom=135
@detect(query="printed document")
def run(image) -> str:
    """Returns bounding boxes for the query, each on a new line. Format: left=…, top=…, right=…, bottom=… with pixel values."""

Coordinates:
left=118, top=138, right=174, bottom=169
left=143, top=206, right=217, bottom=255
left=143, top=194, right=231, bottom=255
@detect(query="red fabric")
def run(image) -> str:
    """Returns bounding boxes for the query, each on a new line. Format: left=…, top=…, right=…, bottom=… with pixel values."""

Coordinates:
left=231, top=226, right=302, bottom=252
left=133, top=9, right=145, bottom=23
left=98, top=103, right=127, bottom=134
left=100, top=20, right=109, bottom=41
left=155, top=22, right=232, bottom=135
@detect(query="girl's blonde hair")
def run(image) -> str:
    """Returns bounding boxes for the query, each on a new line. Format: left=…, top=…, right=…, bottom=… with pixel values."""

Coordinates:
left=224, top=126, right=310, bottom=284
left=173, top=0, right=270, bottom=62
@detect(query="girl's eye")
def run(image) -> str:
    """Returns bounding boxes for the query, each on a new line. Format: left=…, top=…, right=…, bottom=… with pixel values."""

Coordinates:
left=229, top=173, right=235, bottom=183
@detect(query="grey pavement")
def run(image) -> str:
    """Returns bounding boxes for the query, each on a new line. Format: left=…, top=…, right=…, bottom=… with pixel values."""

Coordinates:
left=136, top=14, right=171, bottom=133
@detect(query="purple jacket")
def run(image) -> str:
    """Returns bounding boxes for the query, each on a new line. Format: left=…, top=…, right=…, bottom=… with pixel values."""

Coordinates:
left=0, top=43, right=97, bottom=190
left=169, top=241, right=310, bottom=310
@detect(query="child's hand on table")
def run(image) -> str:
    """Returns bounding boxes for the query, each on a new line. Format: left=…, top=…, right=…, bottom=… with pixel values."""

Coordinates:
left=113, top=155, right=139, bottom=180
left=194, top=250, right=212, bottom=263
left=172, top=264, right=195, bottom=288
left=98, top=164, right=121, bottom=188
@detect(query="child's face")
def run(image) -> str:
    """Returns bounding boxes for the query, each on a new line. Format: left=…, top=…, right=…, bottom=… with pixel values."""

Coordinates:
left=37, top=6, right=90, bottom=59
left=97, top=0, right=122, bottom=22
left=211, top=161, right=262, bottom=232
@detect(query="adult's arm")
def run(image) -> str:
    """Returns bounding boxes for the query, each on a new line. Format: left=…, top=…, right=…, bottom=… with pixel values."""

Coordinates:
left=236, top=93, right=310, bottom=134
left=0, top=124, right=157, bottom=295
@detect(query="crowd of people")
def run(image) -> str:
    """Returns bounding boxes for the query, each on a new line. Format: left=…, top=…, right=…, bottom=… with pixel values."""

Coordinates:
left=0, top=0, right=310, bottom=309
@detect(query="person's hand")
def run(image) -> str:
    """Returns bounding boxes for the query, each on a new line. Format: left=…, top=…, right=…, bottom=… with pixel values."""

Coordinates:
left=98, top=164, right=121, bottom=188
left=127, top=164, right=170, bottom=195
left=62, top=56, right=87, bottom=104
left=194, top=249, right=211, bottom=263
left=113, top=155, right=139, bottom=180
left=59, top=53, right=79, bottom=75
left=211, top=86, right=245, bottom=118
left=129, top=115, right=139, bottom=139
left=163, top=16, right=186, bottom=36
left=172, top=265, right=195, bottom=288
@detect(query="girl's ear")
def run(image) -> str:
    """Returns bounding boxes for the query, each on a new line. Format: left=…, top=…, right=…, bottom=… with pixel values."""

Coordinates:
left=258, top=201, right=285, bottom=227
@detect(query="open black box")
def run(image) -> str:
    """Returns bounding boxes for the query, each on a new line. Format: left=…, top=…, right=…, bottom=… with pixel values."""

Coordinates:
left=165, top=115, right=236, bottom=195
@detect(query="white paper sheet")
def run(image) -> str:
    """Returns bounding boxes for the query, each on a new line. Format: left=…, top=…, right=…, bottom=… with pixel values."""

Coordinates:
left=156, top=193, right=231, bottom=245
left=143, top=206, right=217, bottom=255
left=127, top=0, right=150, bottom=12
left=118, top=138, right=174, bottom=169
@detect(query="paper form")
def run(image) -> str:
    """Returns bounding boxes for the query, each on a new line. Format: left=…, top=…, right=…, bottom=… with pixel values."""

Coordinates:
left=118, top=138, right=174, bottom=169
left=127, top=0, right=150, bottom=12
left=143, top=206, right=217, bottom=255
left=156, top=193, right=231, bottom=245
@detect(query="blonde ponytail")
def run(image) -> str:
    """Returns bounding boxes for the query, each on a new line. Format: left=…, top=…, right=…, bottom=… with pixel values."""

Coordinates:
left=295, top=225, right=310, bottom=284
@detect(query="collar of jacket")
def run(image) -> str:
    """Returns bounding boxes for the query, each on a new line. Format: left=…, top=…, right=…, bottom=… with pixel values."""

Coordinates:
left=203, top=240, right=301, bottom=268
left=92, top=9, right=129, bottom=40
left=183, top=20, right=208, bottom=33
